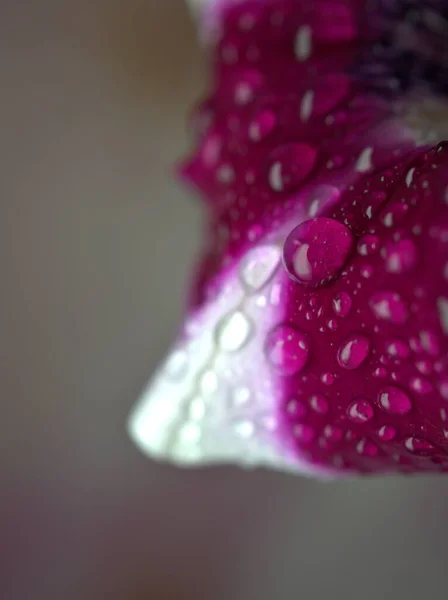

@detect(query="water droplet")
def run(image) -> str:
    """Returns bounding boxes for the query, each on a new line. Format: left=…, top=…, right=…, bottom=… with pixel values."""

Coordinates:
left=386, top=339, right=410, bottom=360
left=338, top=334, right=371, bottom=370
left=419, top=330, right=440, bottom=356
left=286, top=398, right=307, bottom=417
left=323, top=425, right=343, bottom=442
left=294, top=25, right=312, bottom=61
left=378, top=386, right=412, bottom=415
left=293, top=423, right=315, bottom=443
left=356, top=438, right=378, bottom=457
left=283, top=218, right=353, bottom=286
left=409, top=376, right=433, bottom=394
left=415, top=359, right=432, bottom=375
left=439, top=378, right=448, bottom=400
left=200, top=370, right=219, bottom=395
left=333, top=292, right=352, bottom=317
left=370, top=291, right=409, bottom=324
left=248, top=108, right=277, bottom=142
left=164, top=350, right=188, bottom=379
left=383, top=239, right=417, bottom=274
left=309, top=394, right=329, bottom=414
left=234, top=420, right=255, bottom=438
left=361, top=265, right=373, bottom=278
left=406, top=167, right=415, bottom=187
left=378, top=424, right=396, bottom=441
left=234, top=70, right=264, bottom=105
left=179, top=422, right=201, bottom=444
left=216, top=311, right=252, bottom=352
left=321, top=372, right=335, bottom=385
left=404, top=436, right=435, bottom=455
left=268, top=143, right=317, bottom=192
left=347, top=398, right=374, bottom=423
left=233, top=387, right=251, bottom=406
left=307, top=184, right=340, bottom=217
left=189, top=397, right=206, bottom=421
left=357, top=234, right=379, bottom=256
left=265, top=324, right=309, bottom=375
left=240, top=245, right=281, bottom=292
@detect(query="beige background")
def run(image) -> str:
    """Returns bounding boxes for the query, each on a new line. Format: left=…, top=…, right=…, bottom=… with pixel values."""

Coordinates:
left=1, top=1, right=448, bottom=598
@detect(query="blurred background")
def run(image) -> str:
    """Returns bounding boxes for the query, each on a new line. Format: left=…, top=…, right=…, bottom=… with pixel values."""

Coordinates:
left=1, top=1, right=448, bottom=598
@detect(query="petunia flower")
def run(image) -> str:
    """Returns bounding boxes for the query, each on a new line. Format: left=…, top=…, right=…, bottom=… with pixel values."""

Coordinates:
left=128, top=0, right=448, bottom=476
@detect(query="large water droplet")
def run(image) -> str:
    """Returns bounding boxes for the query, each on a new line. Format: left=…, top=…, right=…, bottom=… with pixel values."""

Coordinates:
left=383, top=239, right=417, bottom=274
left=333, top=292, right=352, bottom=317
left=338, top=334, right=371, bottom=370
left=240, top=245, right=281, bottom=292
left=265, top=324, right=309, bottom=375
left=347, top=398, right=374, bottom=423
left=370, top=291, right=409, bottom=324
left=216, top=311, right=252, bottom=352
left=378, top=386, right=412, bottom=415
left=283, top=218, right=353, bottom=287
left=404, top=436, right=435, bottom=455
left=268, top=143, right=317, bottom=192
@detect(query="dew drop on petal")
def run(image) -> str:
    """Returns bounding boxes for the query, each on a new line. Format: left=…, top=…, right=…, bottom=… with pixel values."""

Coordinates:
left=265, top=324, right=310, bottom=375
left=216, top=311, right=252, bottom=352
left=347, top=398, right=374, bottom=423
left=378, top=386, right=412, bottom=415
left=338, top=334, right=371, bottom=370
left=283, top=218, right=353, bottom=287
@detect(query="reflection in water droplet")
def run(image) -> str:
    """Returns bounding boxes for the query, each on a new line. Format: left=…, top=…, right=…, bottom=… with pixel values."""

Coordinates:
left=370, top=291, right=408, bottom=324
left=265, top=324, right=309, bottom=375
left=249, top=108, right=277, bottom=142
left=333, top=292, right=352, bottom=317
left=409, top=376, right=433, bottom=394
left=240, top=245, right=281, bottom=292
left=347, top=398, right=374, bottom=423
left=321, top=372, right=335, bottom=385
left=216, top=311, right=252, bottom=352
left=283, top=218, right=353, bottom=287
left=338, top=334, right=371, bottom=370
left=323, top=425, right=343, bottom=442
left=378, top=386, right=412, bottom=415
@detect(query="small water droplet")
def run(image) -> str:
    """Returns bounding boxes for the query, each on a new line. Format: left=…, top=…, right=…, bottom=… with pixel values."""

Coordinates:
left=356, top=438, right=378, bottom=456
left=409, top=376, right=433, bottom=394
left=286, top=398, right=307, bottom=417
left=378, top=424, right=396, bottom=441
left=189, top=397, right=206, bottom=421
left=268, top=143, right=317, bottom=192
left=378, top=386, right=412, bottom=415
left=309, top=394, right=329, bottom=414
left=404, top=436, right=435, bottom=455
left=437, top=297, right=448, bottom=334
left=383, top=239, right=417, bottom=274
left=233, top=387, right=251, bottom=406
left=300, top=90, right=314, bottom=121
left=439, top=378, right=448, bottom=400
left=234, top=420, right=255, bottom=438
left=386, top=339, right=410, bottom=359
left=321, top=372, right=335, bottom=385
left=338, top=334, right=371, bottom=370
left=283, top=218, right=353, bottom=286
left=357, top=234, right=379, bottom=256
left=370, top=291, right=409, bottom=324
left=248, top=108, right=277, bottom=142
left=293, top=423, right=315, bottom=443
left=200, top=370, right=219, bottom=395
left=333, top=292, right=352, bottom=317
left=216, top=311, right=252, bottom=352
left=180, top=422, right=201, bottom=444
left=373, top=367, right=388, bottom=378
left=265, top=324, right=309, bottom=375
left=419, top=330, right=440, bottom=356
left=323, top=425, right=343, bottom=442
left=347, top=398, right=374, bottom=423
left=240, top=245, right=281, bottom=292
